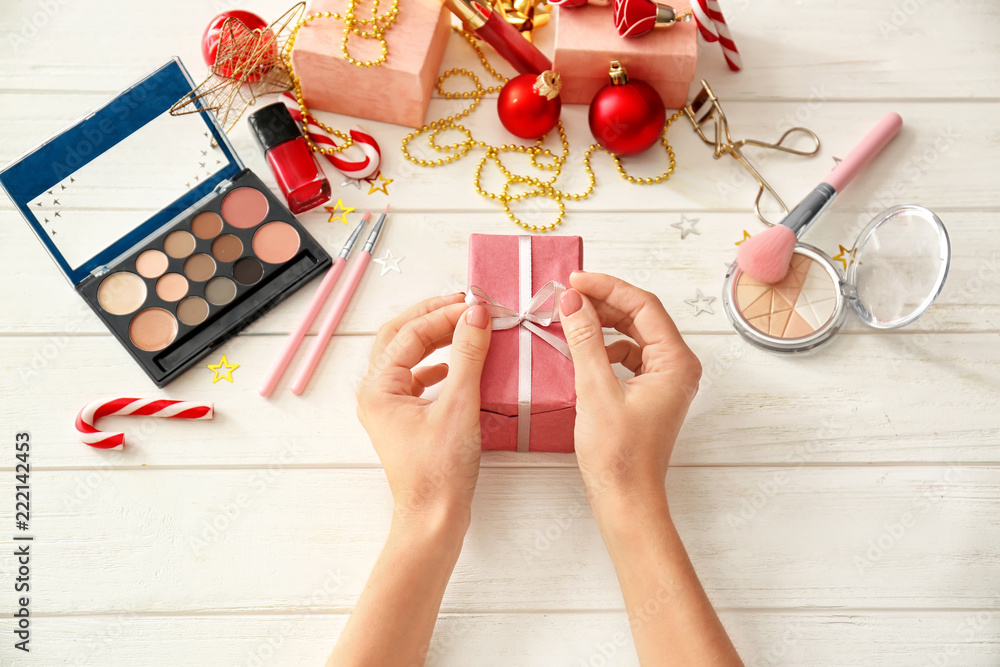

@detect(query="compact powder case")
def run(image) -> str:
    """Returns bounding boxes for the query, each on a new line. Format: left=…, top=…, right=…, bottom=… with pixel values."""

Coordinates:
left=722, top=205, right=951, bottom=354
left=0, top=59, right=331, bottom=386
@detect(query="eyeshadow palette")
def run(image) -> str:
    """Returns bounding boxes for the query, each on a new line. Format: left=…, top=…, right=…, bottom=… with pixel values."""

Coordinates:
left=0, top=58, right=331, bottom=386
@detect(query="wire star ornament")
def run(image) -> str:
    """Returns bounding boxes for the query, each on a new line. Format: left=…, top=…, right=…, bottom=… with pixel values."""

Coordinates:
left=207, top=354, right=240, bottom=383
left=325, top=199, right=355, bottom=224
left=367, top=172, right=393, bottom=195
left=671, top=215, right=701, bottom=239
left=373, top=249, right=404, bottom=276
left=169, top=3, right=305, bottom=133
left=685, top=289, right=716, bottom=316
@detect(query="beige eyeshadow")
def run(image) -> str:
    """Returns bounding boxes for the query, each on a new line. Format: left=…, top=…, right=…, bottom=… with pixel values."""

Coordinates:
left=221, top=187, right=268, bottom=229
left=184, top=253, right=216, bottom=282
left=129, top=308, right=177, bottom=351
left=97, top=272, right=146, bottom=316
left=205, top=276, right=237, bottom=305
left=135, top=249, right=168, bottom=279
left=211, top=234, right=243, bottom=263
left=164, top=230, right=196, bottom=258
left=191, top=211, right=223, bottom=239
left=735, top=253, right=838, bottom=340
left=253, top=221, right=300, bottom=264
left=177, top=296, right=210, bottom=326
left=156, top=273, right=188, bottom=302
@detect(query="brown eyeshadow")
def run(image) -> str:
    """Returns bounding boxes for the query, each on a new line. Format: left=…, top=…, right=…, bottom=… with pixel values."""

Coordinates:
left=184, top=253, right=216, bottom=282
left=232, top=257, right=264, bottom=285
left=177, top=296, right=210, bottom=326
left=164, top=230, right=196, bottom=258
left=191, top=211, right=223, bottom=239
left=212, top=234, right=243, bottom=263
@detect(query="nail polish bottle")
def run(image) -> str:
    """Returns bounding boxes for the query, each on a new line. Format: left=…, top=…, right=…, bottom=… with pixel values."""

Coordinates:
left=249, top=102, right=331, bottom=214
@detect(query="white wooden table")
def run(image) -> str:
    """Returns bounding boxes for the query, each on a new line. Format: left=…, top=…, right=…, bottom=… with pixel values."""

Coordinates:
left=2, top=1, right=999, bottom=664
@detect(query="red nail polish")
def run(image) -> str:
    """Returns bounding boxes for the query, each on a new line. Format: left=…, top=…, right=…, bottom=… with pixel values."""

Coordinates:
left=560, top=289, right=583, bottom=315
left=249, top=103, right=331, bottom=214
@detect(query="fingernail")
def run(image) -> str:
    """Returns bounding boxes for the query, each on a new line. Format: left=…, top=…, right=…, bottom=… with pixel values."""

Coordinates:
left=560, top=289, right=583, bottom=316
left=467, top=305, right=490, bottom=329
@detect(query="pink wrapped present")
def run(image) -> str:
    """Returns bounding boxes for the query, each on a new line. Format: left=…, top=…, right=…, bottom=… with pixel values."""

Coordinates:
left=290, top=0, right=450, bottom=128
left=552, top=4, right=698, bottom=106
left=467, top=234, right=583, bottom=452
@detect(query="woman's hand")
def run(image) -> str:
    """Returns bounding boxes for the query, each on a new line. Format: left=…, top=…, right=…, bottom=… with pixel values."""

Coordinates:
left=558, top=271, right=702, bottom=506
left=355, top=293, right=493, bottom=525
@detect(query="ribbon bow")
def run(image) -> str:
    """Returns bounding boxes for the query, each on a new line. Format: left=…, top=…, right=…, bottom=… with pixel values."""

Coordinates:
left=466, top=283, right=571, bottom=358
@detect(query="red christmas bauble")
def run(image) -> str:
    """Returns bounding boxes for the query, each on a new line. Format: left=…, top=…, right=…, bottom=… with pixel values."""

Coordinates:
left=498, top=71, right=563, bottom=140
left=201, top=11, right=274, bottom=82
left=588, top=61, right=666, bottom=156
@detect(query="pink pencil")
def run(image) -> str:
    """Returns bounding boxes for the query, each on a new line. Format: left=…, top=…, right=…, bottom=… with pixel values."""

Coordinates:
left=290, top=205, right=388, bottom=395
left=259, top=213, right=370, bottom=397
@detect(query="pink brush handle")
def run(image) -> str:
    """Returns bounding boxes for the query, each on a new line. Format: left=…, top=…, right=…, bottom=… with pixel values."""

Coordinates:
left=825, top=112, right=903, bottom=192
left=259, top=257, right=347, bottom=398
left=291, top=252, right=371, bottom=395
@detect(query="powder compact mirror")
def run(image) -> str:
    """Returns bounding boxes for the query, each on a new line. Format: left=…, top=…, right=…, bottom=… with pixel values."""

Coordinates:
left=0, top=58, right=332, bottom=386
left=722, top=205, right=951, bottom=354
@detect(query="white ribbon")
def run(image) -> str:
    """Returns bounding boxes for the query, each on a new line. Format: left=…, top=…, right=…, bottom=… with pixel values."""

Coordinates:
left=466, top=236, right=571, bottom=451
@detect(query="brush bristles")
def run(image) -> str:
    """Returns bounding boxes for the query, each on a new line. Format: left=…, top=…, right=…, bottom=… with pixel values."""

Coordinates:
left=736, top=225, right=798, bottom=284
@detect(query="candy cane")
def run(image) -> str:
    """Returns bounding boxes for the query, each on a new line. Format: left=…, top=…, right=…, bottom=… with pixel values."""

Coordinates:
left=691, top=0, right=742, bottom=71
left=75, top=398, right=214, bottom=449
left=281, top=94, right=382, bottom=180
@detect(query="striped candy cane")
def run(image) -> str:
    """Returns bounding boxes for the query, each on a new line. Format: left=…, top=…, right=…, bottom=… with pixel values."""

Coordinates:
left=281, top=94, right=382, bottom=180
left=75, top=398, right=214, bottom=449
left=690, top=0, right=742, bottom=71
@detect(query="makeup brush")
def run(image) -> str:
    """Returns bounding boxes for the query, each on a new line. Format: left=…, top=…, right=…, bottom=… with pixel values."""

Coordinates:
left=259, top=212, right=370, bottom=398
left=736, top=112, right=903, bottom=284
left=290, top=204, right=389, bottom=395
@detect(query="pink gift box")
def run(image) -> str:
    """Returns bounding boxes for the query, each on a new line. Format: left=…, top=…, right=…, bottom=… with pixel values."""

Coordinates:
left=290, top=0, right=450, bottom=128
left=552, top=5, right=698, bottom=106
left=468, top=234, right=582, bottom=453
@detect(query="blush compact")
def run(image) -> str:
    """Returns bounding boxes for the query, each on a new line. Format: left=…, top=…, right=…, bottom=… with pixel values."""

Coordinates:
left=722, top=205, right=951, bottom=354
left=0, top=58, right=331, bottom=386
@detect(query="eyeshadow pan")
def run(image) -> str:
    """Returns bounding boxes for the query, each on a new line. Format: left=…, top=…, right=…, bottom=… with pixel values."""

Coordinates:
left=221, top=187, right=268, bottom=229
left=205, top=276, right=237, bottom=305
left=177, top=296, right=210, bottom=326
left=156, top=273, right=188, bottom=302
left=192, top=211, right=223, bottom=239
left=98, top=272, right=147, bottom=316
left=253, top=221, right=300, bottom=264
left=136, top=249, right=168, bottom=279
left=233, top=256, right=264, bottom=285
left=184, top=253, right=216, bottom=282
left=129, top=308, right=177, bottom=351
left=164, top=230, right=196, bottom=258
left=212, top=234, right=243, bottom=263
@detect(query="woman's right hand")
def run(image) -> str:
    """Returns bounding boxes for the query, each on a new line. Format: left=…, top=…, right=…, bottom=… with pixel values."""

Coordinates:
left=558, top=272, right=702, bottom=507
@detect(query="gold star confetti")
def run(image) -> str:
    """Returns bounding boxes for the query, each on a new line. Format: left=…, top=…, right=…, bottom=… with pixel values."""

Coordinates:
left=207, top=354, right=240, bottom=383
left=735, top=230, right=752, bottom=246
left=324, top=198, right=355, bottom=224
left=832, top=244, right=857, bottom=271
left=367, top=171, right=393, bottom=195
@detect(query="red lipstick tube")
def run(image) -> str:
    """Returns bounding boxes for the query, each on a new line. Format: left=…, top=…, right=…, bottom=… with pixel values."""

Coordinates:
left=249, top=103, right=331, bottom=214
left=442, top=0, right=552, bottom=74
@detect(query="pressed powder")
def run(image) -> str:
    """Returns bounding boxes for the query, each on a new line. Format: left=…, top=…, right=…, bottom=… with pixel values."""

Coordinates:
left=221, top=187, right=268, bottom=228
left=253, top=221, right=300, bottom=264
left=156, top=273, right=189, bottom=302
left=735, top=254, right=837, bottom=339
left=164, top=230, right=196, bottom=258
left=211, top=234, right=243, bottom=263
left=184, top=253, right=216, bottom=282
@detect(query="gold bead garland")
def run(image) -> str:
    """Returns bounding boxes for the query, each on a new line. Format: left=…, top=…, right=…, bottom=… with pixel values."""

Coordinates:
left=401, top=28, right=679, bottom=233
left=281, top=0, right=401, bottom=157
